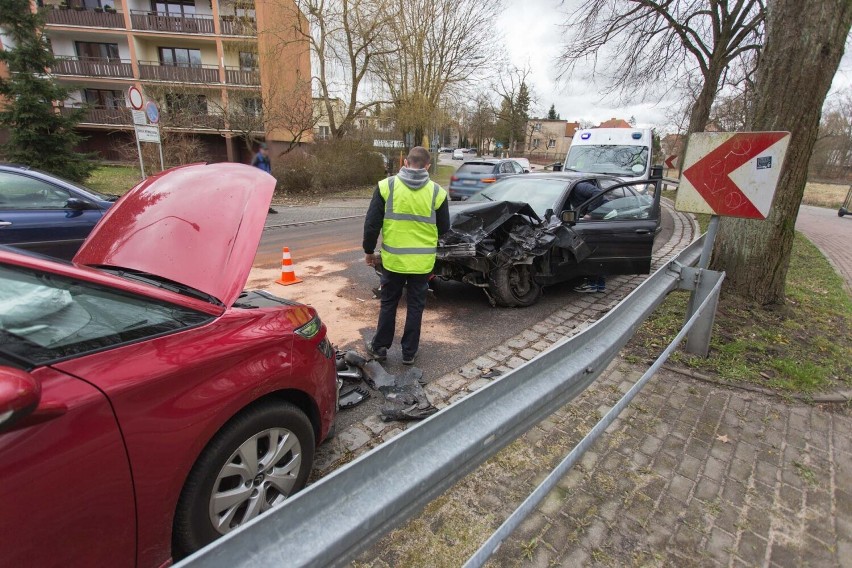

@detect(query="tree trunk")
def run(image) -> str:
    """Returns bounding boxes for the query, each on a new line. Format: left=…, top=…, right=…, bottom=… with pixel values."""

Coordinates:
left=711, top=0, right=852, bottom=305
left=686, top=58, right=725, bottom=137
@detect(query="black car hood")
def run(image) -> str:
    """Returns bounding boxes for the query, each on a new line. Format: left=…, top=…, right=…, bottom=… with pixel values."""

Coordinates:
left=442, top=201, right=541, bottom=246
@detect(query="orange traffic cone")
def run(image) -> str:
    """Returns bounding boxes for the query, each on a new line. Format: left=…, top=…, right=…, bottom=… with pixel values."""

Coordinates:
left=275, top=247, right=303, bottom=285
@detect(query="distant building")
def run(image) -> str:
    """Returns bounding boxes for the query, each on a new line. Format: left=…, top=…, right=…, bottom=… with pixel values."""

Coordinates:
left=525, top=119, right=580, bottom=157
left=596, top=117, right=632, bottom=129
left=0, top=0, right=312, bottom=162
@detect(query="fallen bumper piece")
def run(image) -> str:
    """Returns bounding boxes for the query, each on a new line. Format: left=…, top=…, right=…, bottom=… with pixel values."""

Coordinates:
left=343, top=351, right=438, bottom=422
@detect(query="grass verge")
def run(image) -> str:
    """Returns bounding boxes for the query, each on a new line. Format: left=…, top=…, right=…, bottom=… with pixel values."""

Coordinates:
left=85, top=165, right=142, bottom=196
left=626, top=232, right=852, bottom=394
left=803, top=182, right=848, bottom=209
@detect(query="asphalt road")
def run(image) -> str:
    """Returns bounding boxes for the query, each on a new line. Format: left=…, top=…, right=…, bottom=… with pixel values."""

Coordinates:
left=253, top=206, right=675, bottom=431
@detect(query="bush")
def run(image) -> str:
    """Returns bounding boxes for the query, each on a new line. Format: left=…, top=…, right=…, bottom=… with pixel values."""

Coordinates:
left=272, top=138, right=385, bottom=195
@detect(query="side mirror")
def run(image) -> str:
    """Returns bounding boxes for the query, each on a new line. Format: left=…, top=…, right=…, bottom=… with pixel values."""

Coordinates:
left=66, top=198, right=93, bottom=211
left=561, top=210, right=577, bottom=224
left=0, top=366, right=41, bottom=433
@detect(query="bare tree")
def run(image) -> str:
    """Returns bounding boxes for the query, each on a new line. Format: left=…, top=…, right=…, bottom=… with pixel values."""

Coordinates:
left=285, top=0, right=393, bottom=139
left=711, top=0, right=852, bottom=305
left=558, top=0, right=765, bottom=137
left=468, top=93, right=497, bottom=154
left=210, top=76, right=320, bottom=155
left=809, top=90, right=852, bottom=180
left=494, top=66, right=535, bottom=153
left=373, top=0, right=503, bottom=145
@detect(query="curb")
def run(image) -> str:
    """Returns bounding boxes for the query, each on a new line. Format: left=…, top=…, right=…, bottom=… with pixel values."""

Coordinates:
left=263, top=213, right=365, bottom=231
left=663, top=363, right=852, bottom=403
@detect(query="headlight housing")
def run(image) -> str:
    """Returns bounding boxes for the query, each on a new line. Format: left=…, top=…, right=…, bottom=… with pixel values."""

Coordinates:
left=295, top=315, right=322, bottom=339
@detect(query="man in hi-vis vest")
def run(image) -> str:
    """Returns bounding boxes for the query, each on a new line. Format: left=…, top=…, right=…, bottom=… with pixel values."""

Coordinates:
left=363, top=146, right=450, bottom=365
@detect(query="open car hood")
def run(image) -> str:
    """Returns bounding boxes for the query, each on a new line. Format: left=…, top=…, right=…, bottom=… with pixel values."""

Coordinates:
left=74, top=163, right=274, bottom=307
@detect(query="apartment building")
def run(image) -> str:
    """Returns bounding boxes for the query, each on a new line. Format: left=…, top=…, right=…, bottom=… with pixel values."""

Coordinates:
left=2, top=0, right=310, bottom=162
left=526, top=119, right=580, bottom=158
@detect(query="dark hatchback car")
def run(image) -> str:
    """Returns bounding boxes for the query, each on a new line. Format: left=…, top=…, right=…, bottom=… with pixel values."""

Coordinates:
left=448, top=159, right=526, bottom=200
left=435, top=172, right=662, bottom=307
left=0, top=164, right=119, bottom=260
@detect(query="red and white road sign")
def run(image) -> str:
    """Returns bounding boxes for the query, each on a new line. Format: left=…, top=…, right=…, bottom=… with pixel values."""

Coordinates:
left=676, top=131, right=790, bottom=220
left=664, top=154, right=677, bottom=169
left=128, top=86, right=144, bottom=110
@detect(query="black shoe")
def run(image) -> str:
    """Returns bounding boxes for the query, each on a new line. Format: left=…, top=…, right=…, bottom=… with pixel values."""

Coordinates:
left=365, top=340, right=387, bottom=361
left=268, top=207, right=278, bottom=214
left=402, top=351, right=418, bottom=365
left=372, top=287, right=381, bottom=299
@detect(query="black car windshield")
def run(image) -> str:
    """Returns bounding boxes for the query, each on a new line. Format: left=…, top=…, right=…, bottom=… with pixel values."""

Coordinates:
left=565, top=145, right=648, bottom=177
left=467, top=178, right=567, bottom=217
left=457, top=163, right=496, bottom=175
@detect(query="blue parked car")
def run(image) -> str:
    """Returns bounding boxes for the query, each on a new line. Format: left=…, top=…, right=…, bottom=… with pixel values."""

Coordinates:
left=0, top=164, right=120, bottom=260
left=448, top=159, right=526, bottom=200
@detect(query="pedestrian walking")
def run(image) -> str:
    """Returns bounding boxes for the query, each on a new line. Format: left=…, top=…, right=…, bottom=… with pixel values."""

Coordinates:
left=363, top=146, right=449, bottom=365
left=251, top=142, right=278, bottom=214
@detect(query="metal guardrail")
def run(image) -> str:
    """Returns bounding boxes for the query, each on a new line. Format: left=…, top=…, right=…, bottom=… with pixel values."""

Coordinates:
left=178, top=234, right=712, bottom=568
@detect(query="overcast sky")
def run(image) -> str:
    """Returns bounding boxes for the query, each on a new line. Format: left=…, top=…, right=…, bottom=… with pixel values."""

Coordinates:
left=496, top=0, right=852, bottom=132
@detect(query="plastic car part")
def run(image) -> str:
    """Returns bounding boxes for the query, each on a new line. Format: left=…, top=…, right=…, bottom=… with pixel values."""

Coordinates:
left=338, top=385, right=370, bottom=409
left=342, top=351, right=438, bottom=421
left=335, top=352, right=364, bottom=382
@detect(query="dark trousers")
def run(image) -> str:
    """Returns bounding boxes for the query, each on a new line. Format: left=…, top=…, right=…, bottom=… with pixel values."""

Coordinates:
left=373, top=269, right=430, bottom=357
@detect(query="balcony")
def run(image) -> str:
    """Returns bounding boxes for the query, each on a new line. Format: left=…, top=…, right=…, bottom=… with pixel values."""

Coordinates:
left=61, top=106, right=132, bottom=126
left=224, top=66, right=260, bottom=86
left=130, top=10, right=215, bottom=34
left=138, top=61, right=220, bottom=83
left=220, top=16, right=256, bottom=36
left=169, top=113, right=225, bottom=130
left=43, top=6, right=126, bottom=28
left=53, top=56, right=134, bottom=78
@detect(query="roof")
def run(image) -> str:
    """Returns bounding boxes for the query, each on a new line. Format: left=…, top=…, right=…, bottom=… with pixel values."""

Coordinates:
left=596, top=118, right=632, bottom=128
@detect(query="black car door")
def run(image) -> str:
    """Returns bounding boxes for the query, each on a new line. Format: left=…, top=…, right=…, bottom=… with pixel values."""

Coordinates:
left=555, top=178, right=661, bottom=279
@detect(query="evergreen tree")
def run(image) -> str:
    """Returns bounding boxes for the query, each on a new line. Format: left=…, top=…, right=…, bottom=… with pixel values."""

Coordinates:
left=0, top=0, right=94, bottom=182
left=547, top=104, right=558, bottom=120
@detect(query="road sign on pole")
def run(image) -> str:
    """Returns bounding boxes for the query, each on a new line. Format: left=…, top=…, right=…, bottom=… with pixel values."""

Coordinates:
left=145, top=100, right=160, bottom=125
left=128, top=86, right=144, bottom=110
left=664, top=154, right=677, bottom=169
left=675, top=131, right=790, bottom=220
left=134, top=125, right=161, bottom=143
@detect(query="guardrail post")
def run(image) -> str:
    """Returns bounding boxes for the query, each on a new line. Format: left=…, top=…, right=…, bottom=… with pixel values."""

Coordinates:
left=683, top=268, right=724, bottom=356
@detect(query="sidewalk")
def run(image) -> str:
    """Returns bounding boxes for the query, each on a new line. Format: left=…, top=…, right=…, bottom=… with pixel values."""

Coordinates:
left=797, top=205, right=852, bottom=294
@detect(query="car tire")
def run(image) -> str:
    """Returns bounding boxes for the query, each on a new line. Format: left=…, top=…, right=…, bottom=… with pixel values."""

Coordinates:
left=172, top=400, right=315, bottom=560
left=489, top=263, right=542, bottom=307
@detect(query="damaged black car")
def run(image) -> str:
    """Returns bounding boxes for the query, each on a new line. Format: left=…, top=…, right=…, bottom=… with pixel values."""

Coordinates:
left=434, top=171, right=663, bottom=307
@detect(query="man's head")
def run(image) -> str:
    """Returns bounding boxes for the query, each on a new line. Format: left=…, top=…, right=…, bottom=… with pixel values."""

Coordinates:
left=404, top=146, right=431, bottom=169
left=258, top=142, right=268, bottom=156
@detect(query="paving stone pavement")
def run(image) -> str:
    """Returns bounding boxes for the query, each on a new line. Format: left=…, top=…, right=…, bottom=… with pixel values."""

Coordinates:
left=796, top=205, right=852, bottom=294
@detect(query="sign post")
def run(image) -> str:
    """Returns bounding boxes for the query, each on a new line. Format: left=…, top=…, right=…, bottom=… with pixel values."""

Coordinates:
left=675, top=131, right=791, bottom=355
left=145, top=100, right=164, bottom=171
left=128, top=86, right=146, bottom=179
left=128, top=87, right=165, bottom=178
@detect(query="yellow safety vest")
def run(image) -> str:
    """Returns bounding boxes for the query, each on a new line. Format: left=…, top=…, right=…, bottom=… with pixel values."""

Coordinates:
left=379, top=176, right=447, bottom=274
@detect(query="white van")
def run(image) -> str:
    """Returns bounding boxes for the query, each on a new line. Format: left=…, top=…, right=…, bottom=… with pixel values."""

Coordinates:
left=563, top=128, right=654, bottom=182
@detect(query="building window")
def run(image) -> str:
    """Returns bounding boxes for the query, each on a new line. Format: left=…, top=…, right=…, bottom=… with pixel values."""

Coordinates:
left=84, top=89, right=125, bottom=109
left=159, top=47, right=202, bottom=67
left=547, top=138, right=556, bottom=148
left=152, top=0, right=196, bottom=16
left=75, top=41, right=119, bottom=61
left=532, top=138, right=540, bottom=149
left=317, top=126, right=330, bottom=140
left=70, top=0, right=104, bottom=8
left=242, top=97, right=261, bottom=116
left=166, top=93, right=208, bottom=114
left=534, top=123, right=542, bottom=132
left=238, top=51, right=258, bottom=70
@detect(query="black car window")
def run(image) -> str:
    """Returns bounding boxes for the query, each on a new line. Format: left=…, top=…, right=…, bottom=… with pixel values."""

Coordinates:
left=0, top=263, right=212, bottom=366
left=457, top=163, right=496, bottom=175
left=512, top=161, right=524, bottom=174
left=0, top=172, right=72, bottom=210
left=576, top=183, right=656, bottom=222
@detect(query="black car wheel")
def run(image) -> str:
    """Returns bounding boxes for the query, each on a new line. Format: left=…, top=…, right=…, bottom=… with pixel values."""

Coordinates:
left=489, top=263, right=542, bottom=307
left=172, top=400, right=315, bottom=560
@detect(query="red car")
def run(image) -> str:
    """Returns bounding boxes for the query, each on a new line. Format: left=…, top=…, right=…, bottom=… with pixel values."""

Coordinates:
left=0, top=163, right=337, bottom=567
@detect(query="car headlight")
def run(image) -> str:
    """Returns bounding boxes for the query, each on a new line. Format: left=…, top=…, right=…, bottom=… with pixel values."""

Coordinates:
left=295, top=315, right=322, bottom=339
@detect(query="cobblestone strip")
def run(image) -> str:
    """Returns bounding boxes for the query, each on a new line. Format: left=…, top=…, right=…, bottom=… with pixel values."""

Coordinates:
left=312, top=201, right=698, bottom=478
